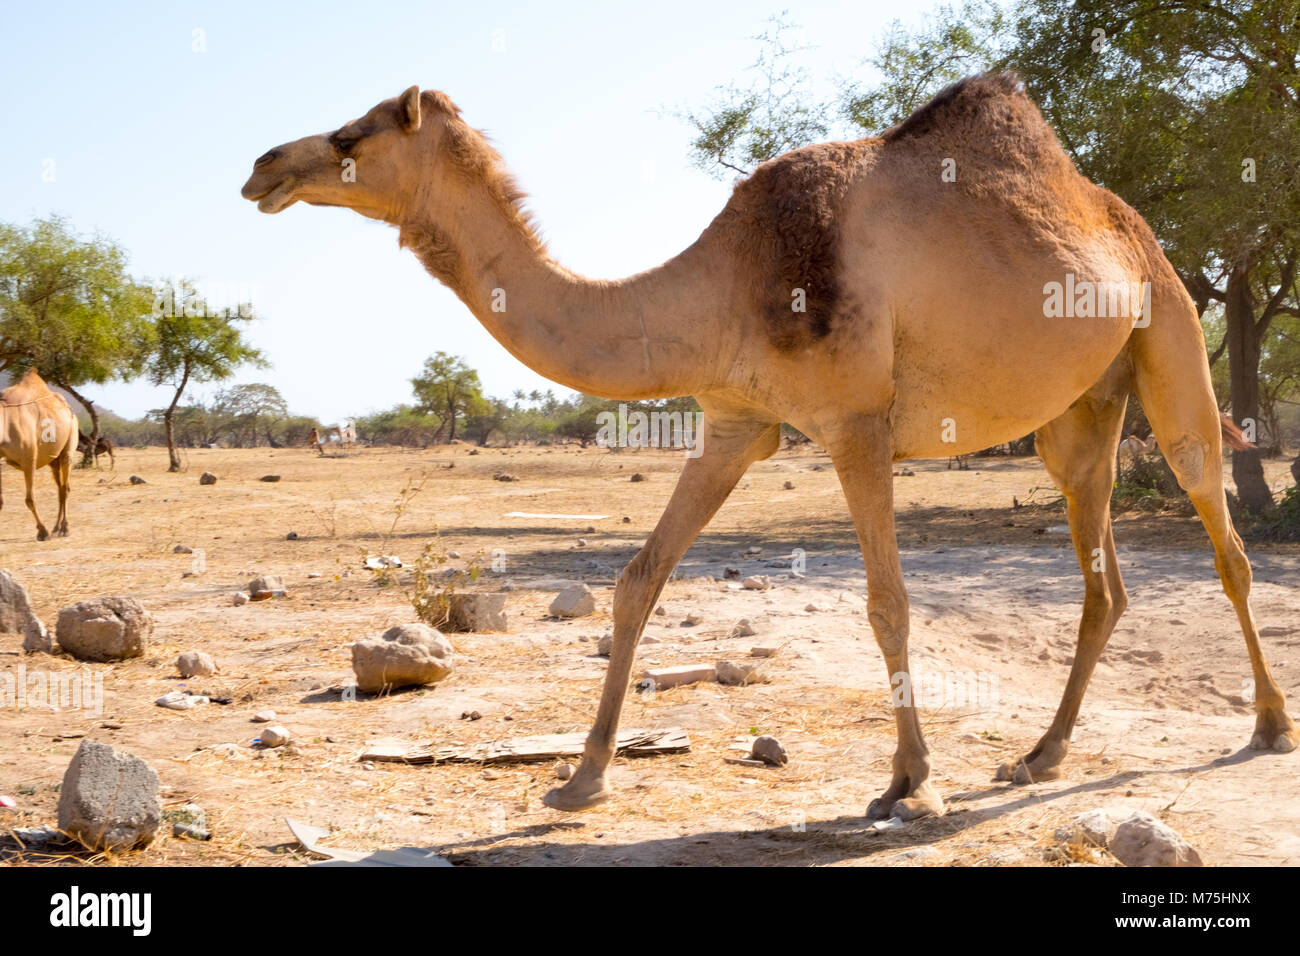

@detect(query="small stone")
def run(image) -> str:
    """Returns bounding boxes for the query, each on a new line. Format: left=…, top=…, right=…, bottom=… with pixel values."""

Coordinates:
left=749, top=646, right=777, bottom=658
left=57, top=740, right=161, bottom=851
left=173, top=822, right=211, bottom=840
left=285, top=531, right=299, bottom=540
left=555, top=762, right=575, bottom=781
left=1109, top=811, right=1202, bottom=867
left=231, top=592, right=249, bottom=606
left=742, top=575, right=773, bottom=591
left=461, top=710, right=482, bottom=721
left=630, top=473, right=646, bottom=482
left=683, top=612, right=703, bottom=626
left=654, top=605, right=666, bottom=616
left=443, top=592, right=509, bottom=632
left=259, top=474, right=281, bottom=482
left=804, top=603, right=821, bottom=613
left=176, top=650, right=217, bottom=678
left=730, top=618, right=758, bottom=638
left=493, top=472, right=518, bottom=482
left=549, top=583, right=596, bottom=618
left=717, top=659, right=770, bottom=686
left=252, top=710, right=276, bottom=723
left=585, top=526, right=596, bottom=533
left=447, top=550, right=461, bottom=559
left=306, top=572, right=322, bottom=579
left=199, top=472, right=217, bottom=485
left=750, top=735, right=788, bottom=766
left=129, top=475, right=146, bottom=485
left=248, top=575, right=286, bottom=600
left=1054, top=809, right=1114, bottom=848
left=156, top=691, right=208, bottom=710
left=576, top=538, right=587, bottom=547
left=481, top=769, right=501, bottom=780
left=173, top=545, right=193, bottom=554
left=622, top=516, right=631, bottom=523
left=260, top=725, right=291, bottom=748
left=746, top=546, right=763, bottom=555
left=724, top=567, right=741, bottom=579
left=783, top=480, right=795, bottom=490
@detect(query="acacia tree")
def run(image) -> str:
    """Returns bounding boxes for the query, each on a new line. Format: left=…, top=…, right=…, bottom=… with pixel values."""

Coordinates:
left=143, top=279, right=265, bottom=470
left=410, top=352, right=487, bottom=443
left=682, top=1, right=1300, bottom=512
left=0, top=216, right=152, bottom=459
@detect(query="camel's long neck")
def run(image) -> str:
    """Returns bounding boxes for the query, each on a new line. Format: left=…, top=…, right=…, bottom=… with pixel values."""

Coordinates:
left=397, top=179, right=730, bottom=400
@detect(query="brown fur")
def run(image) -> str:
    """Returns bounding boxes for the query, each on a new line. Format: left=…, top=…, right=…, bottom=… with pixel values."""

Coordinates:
left=724, top=141, right=871, bottom=351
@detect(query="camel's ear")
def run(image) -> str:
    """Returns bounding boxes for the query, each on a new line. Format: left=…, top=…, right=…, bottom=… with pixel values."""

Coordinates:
left=398, top=85, right=422, bottom=133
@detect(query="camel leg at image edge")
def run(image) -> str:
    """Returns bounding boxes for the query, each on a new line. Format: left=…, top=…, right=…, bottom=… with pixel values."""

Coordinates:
left=543, top=417, right=780, bottom=811
left=22, top=463, right=49, bottom=541
left=830, top=414, right=943, bottom=820
left=1130, top=296, right=1298, bottom=754
left=998, top=385, right=1129, bottom=783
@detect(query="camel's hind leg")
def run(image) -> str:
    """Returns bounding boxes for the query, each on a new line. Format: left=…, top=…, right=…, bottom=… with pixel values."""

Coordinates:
left=998, top=366, right=1131, bottom=784
left=1130, top=279, right=1298, bottom=753
left=51, top=449, right=71, bottom=536
left=543, top=414, right=780, bottom=811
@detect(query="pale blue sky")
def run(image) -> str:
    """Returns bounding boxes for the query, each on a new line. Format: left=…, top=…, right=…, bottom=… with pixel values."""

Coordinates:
left=0, top=0, right=942, bottom=423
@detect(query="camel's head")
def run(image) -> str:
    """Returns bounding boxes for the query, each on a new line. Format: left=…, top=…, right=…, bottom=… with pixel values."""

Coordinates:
left=241, top=86, right=453, bottom=222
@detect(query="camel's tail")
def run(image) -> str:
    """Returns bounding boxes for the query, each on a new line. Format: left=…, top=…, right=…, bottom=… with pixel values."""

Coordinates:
left=1220, top=413, right=1254, bottom=452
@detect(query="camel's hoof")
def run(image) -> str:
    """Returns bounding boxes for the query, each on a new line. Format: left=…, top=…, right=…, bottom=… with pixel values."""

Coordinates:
left=1250, top=713, right=1299, bottom=753
left=867, top=782, right=943, bottom=821
left=996, top=758, right=1062, bottom=785
left=35, top=529, right=48, bottom=542
left=543, top=777, right=611, bottom=812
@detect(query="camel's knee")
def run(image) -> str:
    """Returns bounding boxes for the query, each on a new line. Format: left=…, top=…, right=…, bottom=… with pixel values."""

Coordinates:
left=1163, top=433, right=1213, bottom=493
left=867, top=591, right=910, bottom=654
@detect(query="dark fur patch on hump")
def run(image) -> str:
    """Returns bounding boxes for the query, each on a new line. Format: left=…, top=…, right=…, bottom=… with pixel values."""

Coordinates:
left=883, top=72, right=1025, bottom=142
left=731, top=141, right=865, bottom=351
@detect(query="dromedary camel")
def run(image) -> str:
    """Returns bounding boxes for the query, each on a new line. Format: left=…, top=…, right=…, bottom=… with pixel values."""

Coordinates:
left=0, top=369, right=76, bottom=540
left=243, top=75, right=1297, bottom=819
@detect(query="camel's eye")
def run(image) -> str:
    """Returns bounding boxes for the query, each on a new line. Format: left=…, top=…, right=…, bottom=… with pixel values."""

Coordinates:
left=330, top=131, right=361, bottom=153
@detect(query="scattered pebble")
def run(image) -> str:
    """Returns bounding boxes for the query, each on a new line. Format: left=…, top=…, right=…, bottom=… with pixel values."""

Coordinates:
left=231, top=591, right=249, bottom=606
left=742, top=575, right=773, bottom=591
left=198, top=472, right=217, bottom=485
left=252, top=710, right=276, bottom=723
left=555, top=762, right=575, bottom=781
left=176, top=650, right=217, bottom=678
left=259, top=726, right=291, bottom=748
left=750, top=735, right=788, bottom=766
left=683, top=612, right=703, bottom=626
left=730, top=618, right=758, bottom=637
left=783, top=480, right=794, bottom=490
left=630, top=473, right=646, bottom=482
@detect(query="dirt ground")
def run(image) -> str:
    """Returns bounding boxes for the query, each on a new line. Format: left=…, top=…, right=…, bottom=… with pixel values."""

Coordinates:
left=1, top=443, right=1297, bottom=867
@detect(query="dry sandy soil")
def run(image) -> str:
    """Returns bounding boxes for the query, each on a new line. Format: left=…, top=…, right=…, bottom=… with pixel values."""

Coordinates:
left=1, top=443, right=1297, bottom=867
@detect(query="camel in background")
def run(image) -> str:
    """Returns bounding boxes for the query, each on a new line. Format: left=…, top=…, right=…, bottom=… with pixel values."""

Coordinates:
left=77, top=430, right=115, bottom=468
left=309, top=422, right=356, bottom=455
left=1, top=369, right=76, bottom=540
left=243, top=74, right=1296, bottom=819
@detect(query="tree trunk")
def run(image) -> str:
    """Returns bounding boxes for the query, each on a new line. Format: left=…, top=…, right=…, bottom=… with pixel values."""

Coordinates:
left=56, top=381, right=100, bottom=466
left=1225, top=262, right=1273, bottom=514
left=165, top=362, right=190, bottom=473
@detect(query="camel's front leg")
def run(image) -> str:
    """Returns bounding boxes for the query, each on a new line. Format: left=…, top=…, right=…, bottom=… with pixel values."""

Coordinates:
left=829, top=414, right=943, bottom=821
left=544, top=416, right=780, bottom=811
left=21, top=464, right=50, bottom=541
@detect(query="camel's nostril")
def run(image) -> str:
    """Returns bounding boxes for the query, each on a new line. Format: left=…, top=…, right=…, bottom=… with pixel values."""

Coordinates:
left=254, top=149, right=280, bottom=168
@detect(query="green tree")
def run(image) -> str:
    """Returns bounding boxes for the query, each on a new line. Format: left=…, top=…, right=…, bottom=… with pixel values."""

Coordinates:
left=681, top=1, right=1300, bottom=511
left=0, top=216, right=152, bottom=459
left=410, top=352, right=486, bottom=443
left=142, top=279, right=266, bottom=470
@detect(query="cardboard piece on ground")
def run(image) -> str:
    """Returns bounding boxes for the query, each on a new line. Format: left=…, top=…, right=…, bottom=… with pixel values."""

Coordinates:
left=361, top=727, right=690, bottom=765
left=285, top=817, right=452, bottom=867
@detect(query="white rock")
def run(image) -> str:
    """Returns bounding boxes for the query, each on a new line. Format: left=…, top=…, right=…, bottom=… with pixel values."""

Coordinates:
left=1110, top=811, right=1203, bottom=867
left=1055, top=809, right=1115, bottom=848
left=549, top=583, right=596, bottom=618
left=176, top=650, right=217, bottom=678
left=252, top=710, right=276, bottom=723
left=742, top=575, right=773, bottom=591
left=57, top=740, right=161, bottom=851
left=260, top=725, right=291, bottom=748
left=232, top=592, right=249, bottom=606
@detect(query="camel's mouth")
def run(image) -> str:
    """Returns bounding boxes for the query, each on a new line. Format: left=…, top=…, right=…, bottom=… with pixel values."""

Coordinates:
left=241, top=177, right=298, bottom=214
